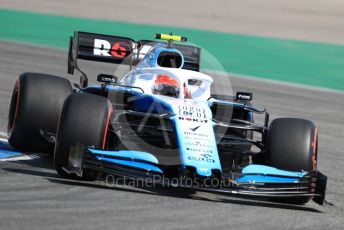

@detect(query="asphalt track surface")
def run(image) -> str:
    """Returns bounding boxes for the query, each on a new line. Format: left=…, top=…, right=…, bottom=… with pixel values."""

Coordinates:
left=0, top=41, right=344, bottom=230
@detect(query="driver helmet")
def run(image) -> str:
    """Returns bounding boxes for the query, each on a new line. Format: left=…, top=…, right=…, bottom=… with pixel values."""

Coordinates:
left=152, top=75, right=180, bottom=98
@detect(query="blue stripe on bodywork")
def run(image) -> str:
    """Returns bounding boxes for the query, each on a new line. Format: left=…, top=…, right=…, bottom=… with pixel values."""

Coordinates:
left=236, top=164, right=307, bottom=184
left=95, top=156, right=163, bottom=174
left=236, top=175, right=301, bottom=184
left=242, top=165, right=307, bottom=177
left=88, top=148, right=163, bottom=174
left=88, top=149, right=160, bottom=164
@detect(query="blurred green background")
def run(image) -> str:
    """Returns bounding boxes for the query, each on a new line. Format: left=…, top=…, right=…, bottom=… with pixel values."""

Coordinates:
left=1, top=9, right=344, bottom=90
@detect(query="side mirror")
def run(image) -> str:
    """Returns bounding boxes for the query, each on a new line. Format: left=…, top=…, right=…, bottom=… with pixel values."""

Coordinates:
left=97, top=74, right=118, bottom=84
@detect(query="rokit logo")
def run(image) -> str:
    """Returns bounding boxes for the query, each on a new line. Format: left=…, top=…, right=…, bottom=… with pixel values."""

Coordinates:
left=93, top=39, right=131, bottom=58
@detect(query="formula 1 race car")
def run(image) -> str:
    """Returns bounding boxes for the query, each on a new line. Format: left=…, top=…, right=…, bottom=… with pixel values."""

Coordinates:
left=7, top=32, right=327, bottom=205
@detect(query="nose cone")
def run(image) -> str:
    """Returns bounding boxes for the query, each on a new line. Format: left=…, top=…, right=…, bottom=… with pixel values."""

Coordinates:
left=171, top=100, right=222, bottom=177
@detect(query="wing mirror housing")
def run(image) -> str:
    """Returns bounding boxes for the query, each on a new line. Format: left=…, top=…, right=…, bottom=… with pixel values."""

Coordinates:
left=97, top=74, right=118, bottom=84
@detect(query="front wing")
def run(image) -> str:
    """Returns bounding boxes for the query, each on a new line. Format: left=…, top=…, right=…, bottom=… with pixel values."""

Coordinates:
left=65, top=147, right=327, bottom=205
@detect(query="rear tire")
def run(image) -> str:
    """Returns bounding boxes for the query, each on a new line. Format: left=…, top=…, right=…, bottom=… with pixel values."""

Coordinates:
left=266, top=118, right=318, bottom=204
left=54, top=93, right=112, bottom=179
left=8, top=73, right=72, bottom=153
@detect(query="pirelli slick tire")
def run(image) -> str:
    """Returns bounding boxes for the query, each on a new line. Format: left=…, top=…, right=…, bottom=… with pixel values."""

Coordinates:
left=267, top=118, right=318, bottom=204
left=267, top=118, right=317, bottom=172
left=8, top=73, right=72, bottom=153
left=54, top=93, right=112, bottom=179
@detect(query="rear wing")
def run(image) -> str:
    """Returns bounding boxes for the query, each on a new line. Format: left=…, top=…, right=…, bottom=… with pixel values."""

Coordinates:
left=68, top=31, right=201, bottom=75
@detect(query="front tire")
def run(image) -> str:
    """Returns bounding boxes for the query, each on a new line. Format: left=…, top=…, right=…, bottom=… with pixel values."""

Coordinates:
left=266, top=118, right=318, bottom=204
left=267, top=118, right=317, bottom=172
left=8, top=73, right=72, bottom=153
left=54, top=93, right=112, bottom=178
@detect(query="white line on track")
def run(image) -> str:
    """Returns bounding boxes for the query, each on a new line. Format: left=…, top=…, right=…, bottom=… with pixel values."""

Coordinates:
left=0, top=154, right=36, bottom=162
left=0, top=131, right=7, bottom=139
